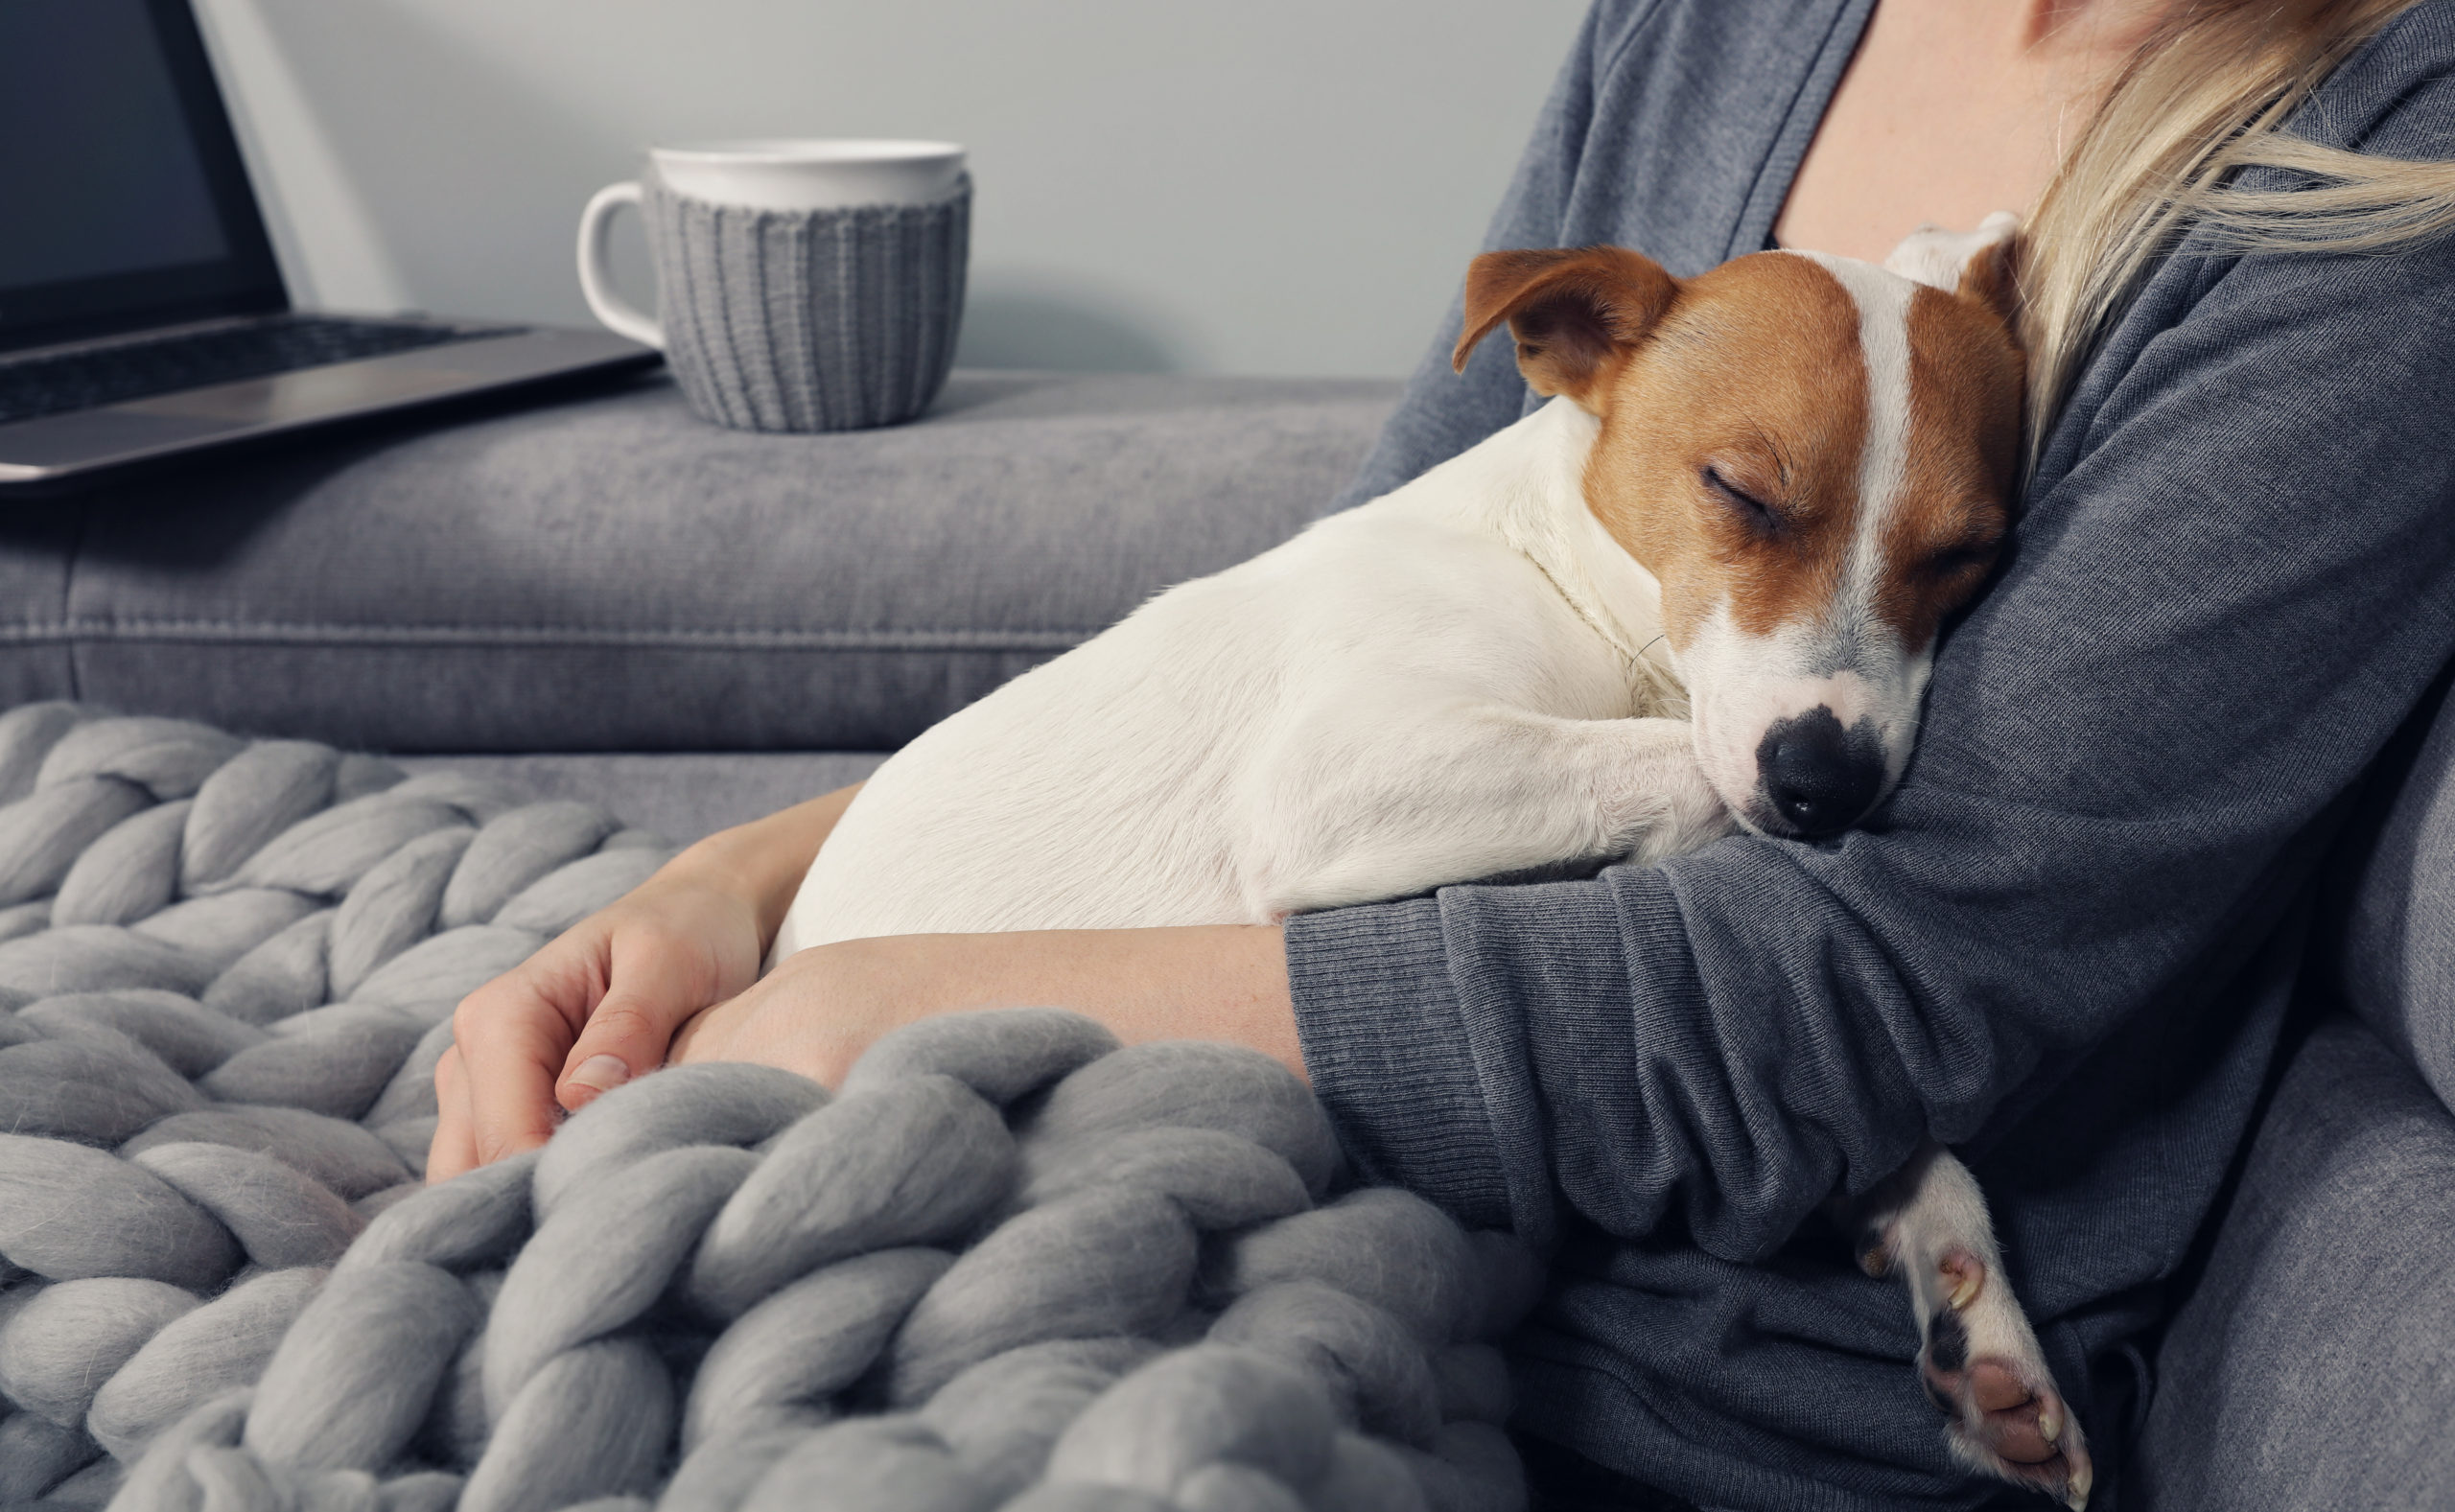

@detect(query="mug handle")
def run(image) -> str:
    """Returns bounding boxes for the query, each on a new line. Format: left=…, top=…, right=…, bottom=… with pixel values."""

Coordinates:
left=576, top=181, right=664, bottom=349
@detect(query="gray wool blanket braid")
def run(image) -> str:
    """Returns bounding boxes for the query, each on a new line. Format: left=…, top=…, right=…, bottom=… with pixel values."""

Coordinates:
left=0, top=705, right=1539, bottom=1512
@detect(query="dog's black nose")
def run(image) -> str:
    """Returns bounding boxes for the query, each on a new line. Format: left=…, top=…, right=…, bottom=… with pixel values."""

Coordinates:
left=1757, top=708, right=1886, bottom=837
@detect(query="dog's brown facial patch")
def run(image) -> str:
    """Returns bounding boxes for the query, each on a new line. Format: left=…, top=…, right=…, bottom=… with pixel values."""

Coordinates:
left=1876, top=283, right=2024, bottom=653
left=1578, top=252, right=1872, bottom=651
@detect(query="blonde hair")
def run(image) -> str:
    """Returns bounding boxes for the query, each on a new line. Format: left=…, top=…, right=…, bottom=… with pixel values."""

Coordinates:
left=2022, top=0, right=2455, bottom=461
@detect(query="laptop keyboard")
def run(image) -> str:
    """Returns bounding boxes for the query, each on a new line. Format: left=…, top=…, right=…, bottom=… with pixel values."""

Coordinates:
left=0, top=315, right=518, bottom=427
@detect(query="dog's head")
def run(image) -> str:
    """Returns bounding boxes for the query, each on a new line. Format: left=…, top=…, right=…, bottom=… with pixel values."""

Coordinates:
left=1453, top=217, right=2025, bottom=839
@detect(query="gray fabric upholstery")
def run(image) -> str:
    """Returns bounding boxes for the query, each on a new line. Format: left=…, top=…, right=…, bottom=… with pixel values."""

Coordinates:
left=2338, top=673, right=2455, bottom=1115
left=2137, top=1015, right=2455, bottom=1511
left=0, top=371, right=1392, bottom=755
left=647, top=177, right=969, bottom=432
left=395, top=753, right=886, bottom=848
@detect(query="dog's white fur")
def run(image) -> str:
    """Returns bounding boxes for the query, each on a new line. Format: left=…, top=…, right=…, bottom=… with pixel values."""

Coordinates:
left=773, top=217, right=2088, bottom=1506
left=780, top=395, right=1719, bottom=951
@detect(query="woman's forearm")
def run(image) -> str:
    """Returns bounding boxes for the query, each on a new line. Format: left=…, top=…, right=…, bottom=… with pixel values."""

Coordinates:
left=664, top=786, right=1304, bottom=1082
left=910, top=924, right=1301, bottom=1075
left=669, top=781, right=863, bottom=947
left=669, top=921, right=1302, bottom=1086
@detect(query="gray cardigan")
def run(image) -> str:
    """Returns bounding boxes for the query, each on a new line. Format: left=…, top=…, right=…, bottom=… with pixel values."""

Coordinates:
left=1283, top=2, right=2455, bottom=1508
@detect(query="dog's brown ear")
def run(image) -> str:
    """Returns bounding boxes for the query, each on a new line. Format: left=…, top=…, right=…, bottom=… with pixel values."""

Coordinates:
left=1452, top=245, right=1677, bottom=410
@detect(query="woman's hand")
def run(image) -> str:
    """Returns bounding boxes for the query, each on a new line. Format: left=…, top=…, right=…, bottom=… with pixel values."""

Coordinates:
left=429, top=783, right=864, bottom=1182
left=429, top=872, right=766, bottom=1181
left=668, top=924, right=1302, bottom=1090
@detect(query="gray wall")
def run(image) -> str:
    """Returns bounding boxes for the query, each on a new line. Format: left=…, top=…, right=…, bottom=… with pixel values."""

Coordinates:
left=191, top=0, right=1585, bottom=378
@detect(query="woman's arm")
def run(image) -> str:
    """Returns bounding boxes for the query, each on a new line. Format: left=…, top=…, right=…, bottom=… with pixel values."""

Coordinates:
left=666, top=924, right=1299, bottom=1087
left=428, top=782, right=860, bottom=1180
left=678, top=783, right=864, bottom=946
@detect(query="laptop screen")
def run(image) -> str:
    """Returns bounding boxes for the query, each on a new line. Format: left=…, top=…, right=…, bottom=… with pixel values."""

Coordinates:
left=0, top=0, right=286, bottom=354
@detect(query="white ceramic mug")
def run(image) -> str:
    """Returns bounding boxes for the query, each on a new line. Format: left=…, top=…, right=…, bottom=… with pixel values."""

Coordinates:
left=576, top=138, right=968, bottom=348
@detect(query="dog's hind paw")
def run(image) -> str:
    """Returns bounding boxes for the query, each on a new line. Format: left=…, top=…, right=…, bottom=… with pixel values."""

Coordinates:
left=1919, top=1248, right=2094, bottom=1510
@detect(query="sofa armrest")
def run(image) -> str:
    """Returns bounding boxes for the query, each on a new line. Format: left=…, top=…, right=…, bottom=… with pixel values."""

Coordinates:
left=0, top=371, right=1394, bottom=754
left=2138, top=1015, right=2455, bottom=1511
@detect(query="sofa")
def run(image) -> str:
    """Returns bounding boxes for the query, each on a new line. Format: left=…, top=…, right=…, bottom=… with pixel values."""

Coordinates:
left=0, top=368, right=1396, bottom=834
left=0, top=369, right=2446, bottom=1510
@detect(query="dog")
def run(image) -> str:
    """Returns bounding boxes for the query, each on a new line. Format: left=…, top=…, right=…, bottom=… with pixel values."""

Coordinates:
left=774, top=214, right=2090, bottom=1507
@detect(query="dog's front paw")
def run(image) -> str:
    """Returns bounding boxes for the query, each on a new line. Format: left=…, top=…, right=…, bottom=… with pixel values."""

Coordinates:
left=1624, top=739, right=1734, bottom=864
left=1913, top=1248, right=2093, bottom=1509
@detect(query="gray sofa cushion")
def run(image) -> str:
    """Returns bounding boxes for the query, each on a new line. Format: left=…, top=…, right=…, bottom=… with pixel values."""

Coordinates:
left=395, top=750, right=886, bottom=847
left=2138, top=1015, right=2455, bottom=1510
left=2340, top=673, right=2455, bottom=1114
left=0, top=371, right=1393, bottom=754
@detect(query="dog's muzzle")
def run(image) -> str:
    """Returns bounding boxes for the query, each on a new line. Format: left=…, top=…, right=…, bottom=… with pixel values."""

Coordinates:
left=1754, top=706, right=1887, bottom=838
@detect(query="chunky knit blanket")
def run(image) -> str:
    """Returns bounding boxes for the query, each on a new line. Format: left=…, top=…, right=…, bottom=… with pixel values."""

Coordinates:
left=0, top=706, right=1534, bottom=1512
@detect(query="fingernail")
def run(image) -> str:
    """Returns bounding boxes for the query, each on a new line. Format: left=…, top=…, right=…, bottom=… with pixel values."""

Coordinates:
left=568, top=1055, right=631, bottom=1098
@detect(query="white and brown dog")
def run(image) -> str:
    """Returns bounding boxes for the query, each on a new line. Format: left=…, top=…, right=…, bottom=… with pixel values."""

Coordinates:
left=776, top=213, right=2090, bottom=1506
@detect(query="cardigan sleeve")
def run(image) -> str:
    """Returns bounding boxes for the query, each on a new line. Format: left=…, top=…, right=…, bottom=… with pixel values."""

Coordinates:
left=1288, top=146, right=2455, bottom=1257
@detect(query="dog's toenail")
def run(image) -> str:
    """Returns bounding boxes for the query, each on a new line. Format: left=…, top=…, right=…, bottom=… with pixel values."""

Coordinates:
left=2066, top=1459, right=2093, bottom=1509
left=2039, top=1399, right=2064, bottom=1444
left=1940, top=1251, right=1984, bottom=1309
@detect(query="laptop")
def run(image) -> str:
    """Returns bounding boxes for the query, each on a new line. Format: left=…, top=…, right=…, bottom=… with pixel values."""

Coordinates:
left=0, top=0, right=658, bottom=495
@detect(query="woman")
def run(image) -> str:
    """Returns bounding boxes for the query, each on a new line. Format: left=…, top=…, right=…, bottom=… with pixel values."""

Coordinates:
left=433, top=2, right=2455, bottom=1506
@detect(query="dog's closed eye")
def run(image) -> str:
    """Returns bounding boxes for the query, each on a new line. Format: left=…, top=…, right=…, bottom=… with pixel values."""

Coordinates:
left=1701, top=465, right=1783, bottom=537
left=1925, top=538, right=2001, bottom=580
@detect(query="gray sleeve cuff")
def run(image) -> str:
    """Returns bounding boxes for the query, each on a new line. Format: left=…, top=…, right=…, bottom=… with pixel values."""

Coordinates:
left=1286, top=868, right=1712, bottom=1252
left=1284, top=895, right=1540, bottom=1239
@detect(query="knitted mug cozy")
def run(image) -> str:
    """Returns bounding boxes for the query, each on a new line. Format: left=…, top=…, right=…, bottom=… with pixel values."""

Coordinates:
left=644, top=175, right=970, bottom=434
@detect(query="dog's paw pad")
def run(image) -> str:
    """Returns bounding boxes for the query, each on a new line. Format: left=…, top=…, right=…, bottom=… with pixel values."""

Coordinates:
left=1922, top=1309, right=2095, bottom=1509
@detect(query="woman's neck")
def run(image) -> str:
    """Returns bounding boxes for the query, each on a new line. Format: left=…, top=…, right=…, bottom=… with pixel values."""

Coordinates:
left=1775, top=0, right=2176, bottom=263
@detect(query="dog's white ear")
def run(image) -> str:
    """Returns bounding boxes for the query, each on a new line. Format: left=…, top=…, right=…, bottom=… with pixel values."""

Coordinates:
left=1453, top=245, right=1677, bottom=411
left=1884, top=211, right=2023, bottom=332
